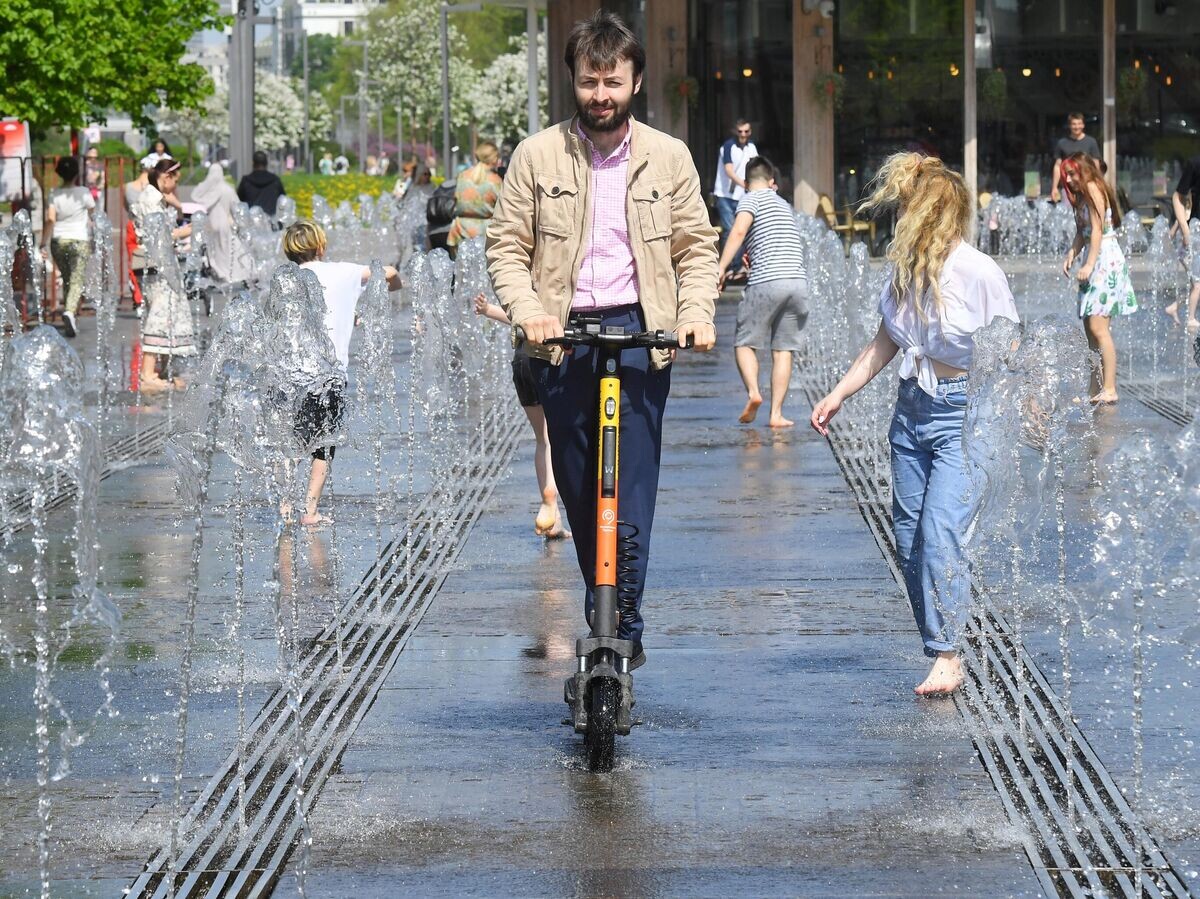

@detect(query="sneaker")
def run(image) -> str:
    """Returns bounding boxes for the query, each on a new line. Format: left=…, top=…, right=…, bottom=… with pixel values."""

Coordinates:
left=628, top=641, right=646, bottom=671
left=62, top=311, right=76, bottom=338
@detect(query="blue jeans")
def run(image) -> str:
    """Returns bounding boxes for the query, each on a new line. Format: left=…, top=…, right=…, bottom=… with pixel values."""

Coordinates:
left=715, top=195, right=743, bottom=273
left=530, top=305, right=671, bottom=643
left=889, top=376, right=973, bottom=657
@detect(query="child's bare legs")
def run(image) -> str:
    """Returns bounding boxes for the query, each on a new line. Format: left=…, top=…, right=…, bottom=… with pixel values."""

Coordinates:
left=301, top=456, right=331, bottom=526
left=1084, top=314, right=1119, bottom=403
left=735, top=345, right=763, bottom=423
left=1186, top=280, right=1200, bottom=332
left=768, top=350, right=795, bottom=428
left=139, top=350, right=170, bottom=391
left=525, top=405, right=568, bottom=538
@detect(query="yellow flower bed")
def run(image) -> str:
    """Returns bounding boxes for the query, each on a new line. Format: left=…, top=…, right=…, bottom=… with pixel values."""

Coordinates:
left=282, top=174, right=394, bottom=220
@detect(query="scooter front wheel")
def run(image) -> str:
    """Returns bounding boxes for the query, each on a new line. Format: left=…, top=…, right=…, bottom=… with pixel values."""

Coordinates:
left=585, top=678, right=619, bottom=772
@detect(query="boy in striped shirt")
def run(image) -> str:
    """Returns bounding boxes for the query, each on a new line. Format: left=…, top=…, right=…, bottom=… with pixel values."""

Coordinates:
left=717, top=156, right=809, bottom=427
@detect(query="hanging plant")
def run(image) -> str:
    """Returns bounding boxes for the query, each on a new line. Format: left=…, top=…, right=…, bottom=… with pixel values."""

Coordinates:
left=1117, top=66, right=1149, bottom=125
left=665, top=74, right=700, bottom=120
left=811, top=71, right=845, bottom=112
left=979, top=68, right=1008, bottom=120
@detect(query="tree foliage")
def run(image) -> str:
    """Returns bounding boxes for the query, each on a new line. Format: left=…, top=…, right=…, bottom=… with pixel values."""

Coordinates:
left=290, top=33, right=340, bottom=95
left=166, top=72, right=324, bottom=154
left=467, top=33, right=548, bottom=144
left=0, top=0, right=227, bottom=129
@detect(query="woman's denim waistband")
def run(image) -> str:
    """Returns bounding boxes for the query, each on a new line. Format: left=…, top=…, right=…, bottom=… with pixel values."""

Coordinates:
left=899, top=375, right=968, bottom=401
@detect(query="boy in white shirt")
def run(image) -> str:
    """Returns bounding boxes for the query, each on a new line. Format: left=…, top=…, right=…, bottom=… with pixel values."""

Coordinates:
left=282, top=220, right=402, bottom=524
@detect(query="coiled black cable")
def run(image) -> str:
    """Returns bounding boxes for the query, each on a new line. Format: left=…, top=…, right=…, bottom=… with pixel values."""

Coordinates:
left=616, top=520, right=641, bottom=626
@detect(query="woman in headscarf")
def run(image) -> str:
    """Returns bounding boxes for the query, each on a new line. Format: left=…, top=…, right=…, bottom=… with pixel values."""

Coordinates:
left=192, top=162, right=252, bottom=285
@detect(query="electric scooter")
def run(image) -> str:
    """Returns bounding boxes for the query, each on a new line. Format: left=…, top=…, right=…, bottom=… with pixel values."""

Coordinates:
left=521, top=317, right=688, bottom=771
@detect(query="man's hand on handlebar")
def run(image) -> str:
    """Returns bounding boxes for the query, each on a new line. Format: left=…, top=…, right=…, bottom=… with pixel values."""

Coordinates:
left=517, top=314, right=564, bottom=346
left=676, top=322, right=716, bottom=352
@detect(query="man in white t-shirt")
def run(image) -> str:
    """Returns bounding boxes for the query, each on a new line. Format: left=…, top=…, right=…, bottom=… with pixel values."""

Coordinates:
left=282, top=220, right=402, bottom=525
left=712, top=119, right=758, bottom=281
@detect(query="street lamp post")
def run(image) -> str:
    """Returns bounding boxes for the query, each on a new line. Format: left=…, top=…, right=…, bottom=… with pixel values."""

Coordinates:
left=440, top=1, right=482, bottom=179
left=345, top=39, right=370, bottom=172
left=302, top=31, right=311, bottom=173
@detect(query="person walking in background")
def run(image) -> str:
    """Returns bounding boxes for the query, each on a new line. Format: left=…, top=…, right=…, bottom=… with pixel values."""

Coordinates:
left=1061, top=153, right=1138, bottom=403
left=712, top=119, right=757, bottom=284
left=716, top=156, right=808, bottom=428
left=83, top=147, right=105, bottom=202
left=41, top=156, right=94, bottom=339
left=811, top=153, right=1019, bottom=696
left=1166, top=152, right=1200, bottom=330
left=447, top=141, right=503, bottom=251
left=1050, top=112, right=1100, bottom=204
left=192, top=163, right=252, bottom=286
left=237, top=150, right=287, bottom=216
left=130, top=159, right=195, bottom=391
left=319, top=152, right=334, bottom=176
left=473, top=293, right=570, bottom=539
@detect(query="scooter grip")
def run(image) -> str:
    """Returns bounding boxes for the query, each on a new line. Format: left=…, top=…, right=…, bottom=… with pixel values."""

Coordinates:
left=512, top=325, right=526, bottom=348
left=680, top=333, right=695, bottom=349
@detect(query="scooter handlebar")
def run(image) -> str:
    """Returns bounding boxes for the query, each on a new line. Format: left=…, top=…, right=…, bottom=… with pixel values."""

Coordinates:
left=513, top=325, right=691, bottom=351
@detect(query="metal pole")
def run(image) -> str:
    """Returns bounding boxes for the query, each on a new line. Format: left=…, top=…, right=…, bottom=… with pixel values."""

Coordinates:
left=377, top=106, right=384, bottom=166
left=440, top=3, right=451, bottom=179
left=229, top=0, right=256, bottom=179
left=526, top=0, right=539, bottom=136
left=1102, top=0, right=1117, bottom=190
left=302, top=31, right=311, bottom=173
left=358, top=40, right=369, bottom=172
left=964, top=0, right=977, bottom=222
left=396, top=102, right=404, bottom=166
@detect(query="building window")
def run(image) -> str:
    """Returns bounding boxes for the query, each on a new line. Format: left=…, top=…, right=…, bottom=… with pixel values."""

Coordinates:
left=344, top=20, right=353, bottom=36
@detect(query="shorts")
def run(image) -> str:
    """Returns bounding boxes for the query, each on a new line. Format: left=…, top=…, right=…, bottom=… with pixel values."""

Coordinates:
left=295, top=387, right=345, bottom=461
left=734, top=278, right=809, bottom=352
left=511, top=352, right=540, bottom=407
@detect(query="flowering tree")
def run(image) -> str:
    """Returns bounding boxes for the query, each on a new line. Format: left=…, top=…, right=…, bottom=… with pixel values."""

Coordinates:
left=467, top=32, right=548, bottom=144
left=174, top=71, right=311, bottom=154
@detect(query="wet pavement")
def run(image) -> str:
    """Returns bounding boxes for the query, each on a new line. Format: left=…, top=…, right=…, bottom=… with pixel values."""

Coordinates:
left=5, top=264, right=1200, bottom=896
left=281, top=302, right=1039, bottom=897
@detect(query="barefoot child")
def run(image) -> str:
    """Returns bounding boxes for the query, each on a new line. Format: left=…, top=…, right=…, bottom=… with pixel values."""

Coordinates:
left=473, top=293, right=570, bottom=539
left=716, top=156, right=808, bottom=428
left=282, top=220, right=402, bottom=525
left=1061, top=153, right=1138, bottom=404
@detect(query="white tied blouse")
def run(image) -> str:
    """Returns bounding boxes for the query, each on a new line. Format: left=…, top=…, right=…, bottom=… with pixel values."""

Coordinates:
left=879, top=242, right=1019, bottom=395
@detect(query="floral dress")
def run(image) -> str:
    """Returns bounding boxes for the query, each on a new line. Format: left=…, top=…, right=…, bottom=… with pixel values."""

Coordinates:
left=1077, top=206, right=1138, bottom=318
left=446, top=163, right=502, bottom=248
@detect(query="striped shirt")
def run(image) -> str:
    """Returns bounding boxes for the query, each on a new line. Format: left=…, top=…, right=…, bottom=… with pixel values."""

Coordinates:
left=572, top=123, right=638, bottom=311
left=735, top=189, right=807, bottom=287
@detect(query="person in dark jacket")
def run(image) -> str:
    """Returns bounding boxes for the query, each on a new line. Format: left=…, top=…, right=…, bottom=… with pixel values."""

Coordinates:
left=237, top=150, right=287, bottom=216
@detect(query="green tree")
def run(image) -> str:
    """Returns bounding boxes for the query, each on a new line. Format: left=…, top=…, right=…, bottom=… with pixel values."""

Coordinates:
left=290, top=33, right=340, bottom=95
left=0, top=0, right=227, bottom=129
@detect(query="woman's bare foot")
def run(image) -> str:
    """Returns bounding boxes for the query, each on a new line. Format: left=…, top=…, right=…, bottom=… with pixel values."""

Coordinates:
left=739, top=394, right=763, bottom=424
left=768, top=415, right=794, bottom=429
left=914, top=652, right=964, bottom=696
left=1187, top=318, right=1200, bottom=335
left=1089, top=389, right=1119, bottom=405
left=171, top=375, right=189, bottom=390
left=1165, top=301, right=1180, bottom=326
left=300, top=513, right=332, bottom=527
left=140, top=376, right=172, bottom=393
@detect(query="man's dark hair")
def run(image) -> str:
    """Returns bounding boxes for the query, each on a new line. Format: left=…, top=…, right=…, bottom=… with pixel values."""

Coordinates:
left=253, top=150, right=269, bottom=168
left=55, top=156, right=80, bottom=183
left=1067, top=111, right=1085, bottom=123
left=745, top=156, right=776, bottom=185
left=564, top=10, right=645, bottom=80
left=735, top=118, right=750, bottom=129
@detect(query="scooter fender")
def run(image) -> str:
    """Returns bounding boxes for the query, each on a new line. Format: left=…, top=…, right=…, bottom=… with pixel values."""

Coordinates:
left=564, top=667, right=635, bottom=735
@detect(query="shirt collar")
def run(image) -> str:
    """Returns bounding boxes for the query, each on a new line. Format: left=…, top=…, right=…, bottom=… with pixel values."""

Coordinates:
left=575, top=119, right=632, bottom=163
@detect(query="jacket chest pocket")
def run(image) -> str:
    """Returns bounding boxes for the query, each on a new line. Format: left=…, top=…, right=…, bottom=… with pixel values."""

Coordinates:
left=536, top=173, right=578, bottom=238
left=631, top=181, right=671, bottom=242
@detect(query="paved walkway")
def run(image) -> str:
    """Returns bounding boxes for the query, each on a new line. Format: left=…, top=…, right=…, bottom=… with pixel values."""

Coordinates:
left=286, top=305, right=1039, bottom=897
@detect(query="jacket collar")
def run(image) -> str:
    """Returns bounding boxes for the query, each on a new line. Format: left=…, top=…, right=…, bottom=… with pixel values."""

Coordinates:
left=563, top=115, right=650, bottom=162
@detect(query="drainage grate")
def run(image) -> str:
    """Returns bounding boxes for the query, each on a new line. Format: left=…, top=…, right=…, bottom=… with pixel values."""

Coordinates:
left=1, top=418, right=174, bottom=534
left=125, top=402, right=523, bottom=898
left=1120, top=380, right=1194, bottom=428
left=799, top=375, right=1192, bottom=899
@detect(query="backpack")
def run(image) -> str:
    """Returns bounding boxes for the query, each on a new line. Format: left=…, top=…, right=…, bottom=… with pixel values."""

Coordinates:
left=426, top=181, right=457, bottom=229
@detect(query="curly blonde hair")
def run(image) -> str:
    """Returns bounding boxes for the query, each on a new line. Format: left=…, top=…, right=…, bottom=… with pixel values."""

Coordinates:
left=859, top=153, right=971, bottom=320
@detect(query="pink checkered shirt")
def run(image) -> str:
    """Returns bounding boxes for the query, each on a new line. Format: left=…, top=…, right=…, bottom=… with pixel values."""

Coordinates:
left=572, top=123, right=638, bottom=311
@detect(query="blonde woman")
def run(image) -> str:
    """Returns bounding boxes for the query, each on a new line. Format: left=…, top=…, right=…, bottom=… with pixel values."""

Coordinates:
left=446, top=141, right=502, bottom=250
left=810, top=153, right=1019, bottom=696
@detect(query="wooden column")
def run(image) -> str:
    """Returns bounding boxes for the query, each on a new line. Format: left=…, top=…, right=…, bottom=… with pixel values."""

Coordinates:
left=792, top=1, right=834, bottom=215
left=964, top=0, right=977, bottom=218
left=1102, top=0, right=1117, bottom=189
left=644, top=0, right=689, bottom=141
left=547, top=0, right=600, bottom=123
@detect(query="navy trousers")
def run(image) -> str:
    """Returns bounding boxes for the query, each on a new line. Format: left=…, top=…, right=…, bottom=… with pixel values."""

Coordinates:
left=531, top=305, right=672, bottom=643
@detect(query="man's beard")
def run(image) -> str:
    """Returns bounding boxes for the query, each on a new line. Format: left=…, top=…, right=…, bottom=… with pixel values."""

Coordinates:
left=577, top=96, right=632, bottom=133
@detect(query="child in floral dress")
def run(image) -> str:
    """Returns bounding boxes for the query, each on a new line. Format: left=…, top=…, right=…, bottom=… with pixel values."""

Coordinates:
left=1061, top=153, right=1138, bottom=404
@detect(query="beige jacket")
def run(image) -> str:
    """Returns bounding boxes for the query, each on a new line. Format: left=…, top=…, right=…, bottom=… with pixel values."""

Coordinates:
left=485, top=117, right=719, bottom=368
